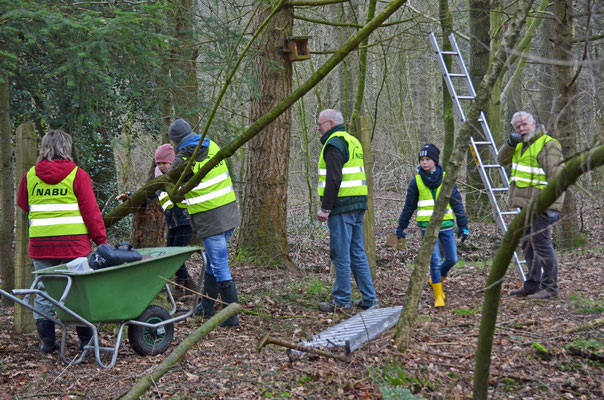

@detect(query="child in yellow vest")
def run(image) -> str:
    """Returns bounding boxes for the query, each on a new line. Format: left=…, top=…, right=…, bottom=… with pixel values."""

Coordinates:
left=395, top=144, right=469, bottom=307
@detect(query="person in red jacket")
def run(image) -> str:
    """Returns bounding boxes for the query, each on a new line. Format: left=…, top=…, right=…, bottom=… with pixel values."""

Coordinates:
left=17, top=129, right=107, bottom=354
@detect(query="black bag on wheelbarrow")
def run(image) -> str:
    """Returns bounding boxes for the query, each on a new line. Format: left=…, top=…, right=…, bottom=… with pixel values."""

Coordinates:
left=88, top=243, right=142, bottom=270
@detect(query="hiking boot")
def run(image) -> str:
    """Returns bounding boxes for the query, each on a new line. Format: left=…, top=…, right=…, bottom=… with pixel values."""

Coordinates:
left=509, top=287, right=536, bottom=297
left=527, top=289, right=558, bottom=299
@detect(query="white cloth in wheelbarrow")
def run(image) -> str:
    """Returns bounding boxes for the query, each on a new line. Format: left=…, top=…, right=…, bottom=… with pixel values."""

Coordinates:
left=88, top=243, right=142, bottom=270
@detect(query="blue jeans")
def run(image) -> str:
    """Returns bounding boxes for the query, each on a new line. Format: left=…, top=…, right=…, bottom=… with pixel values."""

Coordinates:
left=33, top=258, right=73, bottom=320
left=421, top=228, right=458, bottom=284
left=203, top=228, right=234, bottom=283
left=327, top=210, right=378, bottom=307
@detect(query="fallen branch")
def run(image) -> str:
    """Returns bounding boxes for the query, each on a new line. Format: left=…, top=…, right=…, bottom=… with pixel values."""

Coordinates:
left=120, top=303, right=242, bottom=400
left=566, top=346, right=604, bottom=361
left=256, top=332, right=350, bottom=362
left=562, top=317, right=604, bottom=334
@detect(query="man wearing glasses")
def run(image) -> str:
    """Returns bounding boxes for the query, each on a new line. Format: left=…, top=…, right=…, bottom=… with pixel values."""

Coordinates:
left=316, top=109, right=378, bottom=313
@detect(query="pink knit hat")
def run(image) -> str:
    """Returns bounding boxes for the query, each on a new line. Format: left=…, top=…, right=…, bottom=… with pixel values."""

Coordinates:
left=155, top=143, right=175, bottom=164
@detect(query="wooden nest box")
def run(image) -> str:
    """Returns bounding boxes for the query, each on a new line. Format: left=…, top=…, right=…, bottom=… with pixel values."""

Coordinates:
left=284, top=36, right=310, bottom=62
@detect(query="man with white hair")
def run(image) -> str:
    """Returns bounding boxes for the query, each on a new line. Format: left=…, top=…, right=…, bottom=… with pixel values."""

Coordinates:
left=316, top=109, right=378, bottom=312
left=497, top=111, right=565, bottom=299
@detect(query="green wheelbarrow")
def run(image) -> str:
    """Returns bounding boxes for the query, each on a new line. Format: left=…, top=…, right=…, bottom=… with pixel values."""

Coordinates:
left=0, top=246, right=203, bottom=368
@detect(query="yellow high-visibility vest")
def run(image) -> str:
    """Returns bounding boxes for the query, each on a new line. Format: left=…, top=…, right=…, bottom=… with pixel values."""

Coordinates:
left=317, top=131, right=367, bottom=197
left=26, top=166, right=89, bottom=237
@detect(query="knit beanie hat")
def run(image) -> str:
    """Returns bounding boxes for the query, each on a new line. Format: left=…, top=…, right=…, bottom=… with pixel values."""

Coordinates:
left=155, top=143, right=175, bottom=164
left=168, top=118, right=194, bottom=144
left=418, top=143, right=440, bottom=165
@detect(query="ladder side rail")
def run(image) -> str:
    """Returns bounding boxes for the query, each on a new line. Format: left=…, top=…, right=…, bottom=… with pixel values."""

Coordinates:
left=476, top=111, right=512, bottom=190
left=448, top=33, right=477, bottom=98
left=512, top=252, right=527, bottom=281
left=470, top=138, right=509, bottom=234
left=429, top=33, right=468, bottom=123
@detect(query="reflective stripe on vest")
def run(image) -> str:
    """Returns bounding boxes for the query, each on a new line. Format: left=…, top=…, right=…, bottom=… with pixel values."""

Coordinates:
left=317, top=131, right=368, bottom=197
left=510, top=135, right=556, bottom=189
left=415, top=173, right=454, bottom=224
left=158, top=191, right=186, bottom=210
left=184, top=140, right=236, bottom=214
left=26, top=166, right=89, bottom=237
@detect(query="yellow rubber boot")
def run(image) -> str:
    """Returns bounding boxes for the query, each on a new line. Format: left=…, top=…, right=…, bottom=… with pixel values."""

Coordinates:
left=429, top=278, right=446, bottom=300
left=431, top=282, right=445, bottom=308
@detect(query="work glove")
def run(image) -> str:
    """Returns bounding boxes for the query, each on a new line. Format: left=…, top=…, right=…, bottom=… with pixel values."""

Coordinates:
left=507, top=132, right=523, bottom=147
left=458, top=227, right=469, bottom=243
left=395, top=227, right=406, bottom=239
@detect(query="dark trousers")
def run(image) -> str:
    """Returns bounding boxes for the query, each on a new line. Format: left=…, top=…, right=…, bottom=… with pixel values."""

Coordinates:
left=522, top=212, right=559, bottom=293
left=167, top=224, right=193, bottom=281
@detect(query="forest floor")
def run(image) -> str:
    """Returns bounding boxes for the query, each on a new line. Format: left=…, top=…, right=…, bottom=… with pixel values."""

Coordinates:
left=1, top=191, right=603, bottom=399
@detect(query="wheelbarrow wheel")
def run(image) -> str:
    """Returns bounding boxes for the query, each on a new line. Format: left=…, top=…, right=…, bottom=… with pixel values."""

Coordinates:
left=128, top=305, right=174, bottom=356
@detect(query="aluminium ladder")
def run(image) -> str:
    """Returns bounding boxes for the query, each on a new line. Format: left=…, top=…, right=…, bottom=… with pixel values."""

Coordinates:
left=428, top=32, right=526, bottom=282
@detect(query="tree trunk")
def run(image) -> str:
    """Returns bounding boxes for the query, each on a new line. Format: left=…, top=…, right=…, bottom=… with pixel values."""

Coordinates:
left=538, top=2, right=556, bottom=126
left=355, top=116, right=376, bottom=279
left=472, top=145, right=604, bottom=399
left=487, top=0, right=503, bottom=147
left=130, top=161, right=166, bottom=248
left=551, top=0, right=585, bottom=249
left=0, top=75, right=15, bottom=306
left=439, top=0, right=455, bottom=166
left=14, top=123, right=37, bottom=332
left=168, top=0, right=199, bottom=126
left=465, top=0, right=491, bottom=219
left=394, top=0, right=534, bottom=351
left=349, top=0, right=377, bottom=132
left=237, top=5, right=294, bottom=267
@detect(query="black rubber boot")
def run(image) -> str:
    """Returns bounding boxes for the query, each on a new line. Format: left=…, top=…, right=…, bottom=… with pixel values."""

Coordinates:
left=195, top=272, right=218, bottom=317
left=76, top=326, right=93, bottom=350
left=218, top=280, right=240, bottom=327
left=35, top=319, right=59, bottom=354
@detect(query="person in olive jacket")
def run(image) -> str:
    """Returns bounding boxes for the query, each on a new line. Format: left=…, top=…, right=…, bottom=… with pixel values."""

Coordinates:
left=498, top=111, right=565, bottom=300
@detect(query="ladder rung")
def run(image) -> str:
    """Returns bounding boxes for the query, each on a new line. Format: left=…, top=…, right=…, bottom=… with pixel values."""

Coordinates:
left=448, top=73, right=466, bottom=77
left=472, top=141, right=492, bottom=145
left=501, top=210, right=520, bottom=215
left=457, top=95, right=474, bottom=100
left=440, top=51, right=459, bottom=55
left=482, top=164, right=503, bottom=168
left=491, top=188, right=509, bottom=192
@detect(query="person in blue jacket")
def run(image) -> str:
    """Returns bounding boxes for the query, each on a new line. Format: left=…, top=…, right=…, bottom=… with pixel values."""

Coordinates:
left=395, top=144, right=469, bottom=307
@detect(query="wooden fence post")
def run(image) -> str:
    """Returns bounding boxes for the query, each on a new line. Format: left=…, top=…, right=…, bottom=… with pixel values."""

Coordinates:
left=14, top=123, right=37, bottom=333
left=355, top=116, right=376, bottom=279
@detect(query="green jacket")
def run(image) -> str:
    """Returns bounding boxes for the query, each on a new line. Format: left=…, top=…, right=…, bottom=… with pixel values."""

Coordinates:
left=497, top=126, right=565, bottom=212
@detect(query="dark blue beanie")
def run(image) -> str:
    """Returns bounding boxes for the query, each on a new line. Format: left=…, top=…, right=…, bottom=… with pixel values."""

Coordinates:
left=419, top=143, right=440, bottom=165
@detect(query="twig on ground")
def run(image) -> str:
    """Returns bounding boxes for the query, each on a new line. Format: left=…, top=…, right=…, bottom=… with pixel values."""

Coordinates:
left=256, top=332, right=350, bottom=362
